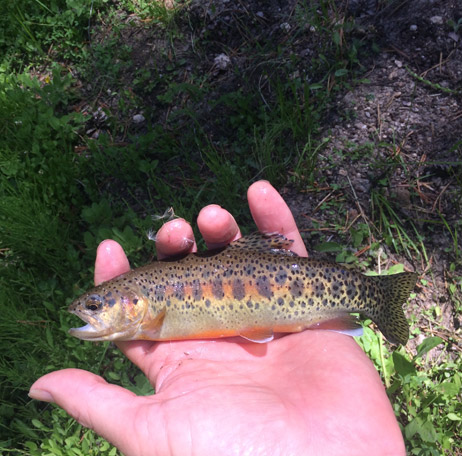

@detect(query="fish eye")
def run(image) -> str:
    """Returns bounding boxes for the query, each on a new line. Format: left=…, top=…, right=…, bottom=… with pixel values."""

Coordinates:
left=85, top=295, right=104, bottom=312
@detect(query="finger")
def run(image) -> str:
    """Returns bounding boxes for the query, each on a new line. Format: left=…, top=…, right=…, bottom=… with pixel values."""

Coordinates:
left=197, top=204, right=241, bottom=249
left=94, top=240, right=131, bottom=285
left=155, top=218, right=196, bottom=259
left=29, top=369, right=160, bottom=456
left=247, top=181, right=308, bottom=257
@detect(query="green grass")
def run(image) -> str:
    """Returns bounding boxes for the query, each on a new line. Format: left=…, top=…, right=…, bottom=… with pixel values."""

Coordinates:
left=0, top=0, right=461, bottom=454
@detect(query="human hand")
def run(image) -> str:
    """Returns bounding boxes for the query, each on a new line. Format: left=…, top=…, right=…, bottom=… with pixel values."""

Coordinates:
left=30, top=181, right=405, bottom=455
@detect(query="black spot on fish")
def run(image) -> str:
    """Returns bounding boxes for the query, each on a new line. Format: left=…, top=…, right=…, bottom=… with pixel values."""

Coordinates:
left=256, top=275, right=272, bottom=299
left=277, top=297, right=284, bottom=306
left=174, top=282, right=185, bottom=300
left=155, top=285, right=165, bottom=301
left=275, top=269, right=288, bottom=285
left=133, top=298, right=139, bottom=305
left=205, top=299, right=211, bottom=308
left=244, top=264, right=256, bottom=276
left=108, top=298, right=116, bottom=307
left=290, top=279, right=304, bottom=298
left=314, top=282, right=326, bottom=298
left=202, top=270, right=211, bottom=279
left=212, top=279, right=224, bottom=300
left=232, top=278, right=246, bottom=301
left=192, top=279, right=202, bottom=301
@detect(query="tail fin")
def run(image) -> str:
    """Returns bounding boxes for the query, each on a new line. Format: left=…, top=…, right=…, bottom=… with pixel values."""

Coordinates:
left=368, top=272, right=418, bottom=345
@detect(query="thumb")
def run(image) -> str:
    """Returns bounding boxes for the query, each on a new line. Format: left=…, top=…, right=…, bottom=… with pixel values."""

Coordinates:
left=29, top=368, right=152, bottom=454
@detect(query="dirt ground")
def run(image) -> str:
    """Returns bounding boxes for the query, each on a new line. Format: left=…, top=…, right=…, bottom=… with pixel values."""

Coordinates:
left=283, top=0, right=462, bottom=354
left=83, top=0, right=461, bottom=354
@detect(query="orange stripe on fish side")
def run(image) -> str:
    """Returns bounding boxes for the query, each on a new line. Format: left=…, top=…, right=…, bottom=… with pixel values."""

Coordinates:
left=136, top=327, right=240, bottom=341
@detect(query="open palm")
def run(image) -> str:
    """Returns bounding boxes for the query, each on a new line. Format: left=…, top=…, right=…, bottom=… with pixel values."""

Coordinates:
left=30, top=181, right=405, bottom=455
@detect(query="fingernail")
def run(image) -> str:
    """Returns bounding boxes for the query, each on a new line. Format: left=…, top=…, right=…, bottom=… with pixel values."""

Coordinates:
left=29, top=388, right=55, bottom=403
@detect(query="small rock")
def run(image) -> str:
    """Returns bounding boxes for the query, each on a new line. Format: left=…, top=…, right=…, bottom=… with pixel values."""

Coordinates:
left=430, top=16, right=443, bottom=25
left=213, top=53, right=231, bottom=70
left=394, top=59, right=403, bottom=68
left=393, top=187, right=411, bottom=205
left=93, top=107, right=108, bottom=123
left=409, top=24, right=418, bottom=32
left=256, top=11, right=264, bottom=18
left=280, top=22, right=291, bottom=32
left=133, top=114, right=145, bottom=124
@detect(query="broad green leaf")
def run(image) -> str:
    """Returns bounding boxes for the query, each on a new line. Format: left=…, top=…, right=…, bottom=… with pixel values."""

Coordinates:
left=405, top=417, right=421, bottom=439
left=415, top=336, right=443, bottom=359
left=314, top=241, right=343, bottom=252
left=392, top=351, right=416, bottom=377
left=418, top=420, right=438, bottom=443
left=436, top=381, right=460, bottom=397
left=334, top=68, right=348, bottom=77
left=384, top=263, right=405, bottom=274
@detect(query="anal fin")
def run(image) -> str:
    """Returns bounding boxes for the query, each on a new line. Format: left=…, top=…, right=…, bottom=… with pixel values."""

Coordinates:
left=239, top=327, right=274, bottom=343
left=308, top=315, right=363, bottom=338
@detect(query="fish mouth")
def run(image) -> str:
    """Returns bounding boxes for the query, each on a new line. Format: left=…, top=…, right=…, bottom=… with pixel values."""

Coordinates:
left=68, top=320, right=124, bottom=341
left=68, top=310, right=138, bottom=341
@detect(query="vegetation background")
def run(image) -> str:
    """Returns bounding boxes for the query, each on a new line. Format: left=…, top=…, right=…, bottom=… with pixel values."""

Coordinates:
left=0, top=0, right=461, bottom=454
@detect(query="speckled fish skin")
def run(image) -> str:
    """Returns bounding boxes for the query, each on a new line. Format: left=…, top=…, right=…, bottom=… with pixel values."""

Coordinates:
left=69, top=233, right=417, bottom=345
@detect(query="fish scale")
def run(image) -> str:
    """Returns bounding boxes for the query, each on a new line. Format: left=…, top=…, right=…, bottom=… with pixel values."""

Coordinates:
left=69, top=233, right=418, bottom=345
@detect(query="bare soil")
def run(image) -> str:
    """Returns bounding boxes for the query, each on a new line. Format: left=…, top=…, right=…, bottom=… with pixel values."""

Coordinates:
left=283, top=0, right=462, bottom=356
left=80, top=0, right=461, bottom=355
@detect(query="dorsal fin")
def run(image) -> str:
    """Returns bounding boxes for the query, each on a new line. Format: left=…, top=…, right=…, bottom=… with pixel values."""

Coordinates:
left=227, top=232, right=297, bottom=256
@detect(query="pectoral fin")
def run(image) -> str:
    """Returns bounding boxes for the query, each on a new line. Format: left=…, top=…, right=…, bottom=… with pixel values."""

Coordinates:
left=239, top=328, right=274, bottom=343
left=138, top=308, right=167, bottom=338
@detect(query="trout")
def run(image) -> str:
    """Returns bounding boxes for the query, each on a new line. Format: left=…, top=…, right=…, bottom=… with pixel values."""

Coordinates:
left=69, top=233, right=417, bottom=345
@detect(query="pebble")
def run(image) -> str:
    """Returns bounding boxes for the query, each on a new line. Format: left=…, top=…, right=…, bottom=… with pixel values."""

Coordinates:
left=213, top=53, right=231, bottom=70
left=409, top=24, right=418, bottom=31
left=133, top=114, right=145, bottom=124
left=430, top=16, right=443, bottom=25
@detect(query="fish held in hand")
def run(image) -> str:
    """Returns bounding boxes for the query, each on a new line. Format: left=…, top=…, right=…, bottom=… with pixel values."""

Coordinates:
left=69, top=233, right=417, bottom=345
